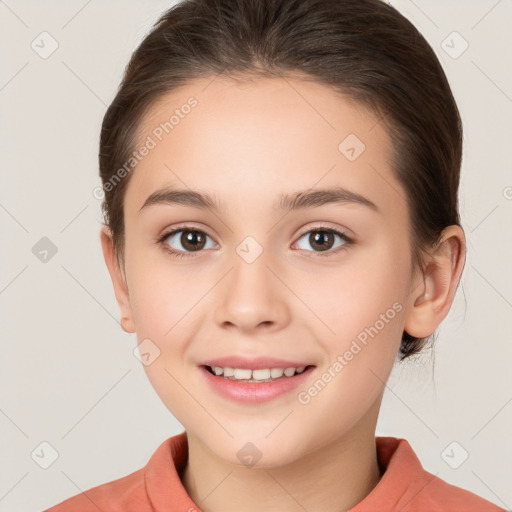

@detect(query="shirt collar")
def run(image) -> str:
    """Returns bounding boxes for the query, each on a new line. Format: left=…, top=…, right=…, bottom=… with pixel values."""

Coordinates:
left=145, top=432, right=428, bottom=512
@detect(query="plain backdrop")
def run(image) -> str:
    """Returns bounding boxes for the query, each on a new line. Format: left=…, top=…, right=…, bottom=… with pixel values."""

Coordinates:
left=1, top=1, right=511, bottom=510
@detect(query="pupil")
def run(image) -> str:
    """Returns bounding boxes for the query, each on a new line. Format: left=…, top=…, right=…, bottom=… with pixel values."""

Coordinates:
left=183, top=231, right=204, bottom=251
left=311, top=231, right=333, bottom=251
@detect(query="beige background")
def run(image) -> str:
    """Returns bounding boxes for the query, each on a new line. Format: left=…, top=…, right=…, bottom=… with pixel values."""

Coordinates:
left=1, top=1, right=511, bottom=510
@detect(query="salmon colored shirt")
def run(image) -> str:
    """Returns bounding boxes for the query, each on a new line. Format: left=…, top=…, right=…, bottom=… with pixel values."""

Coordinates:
left=44, top=432, right=505, bottom=511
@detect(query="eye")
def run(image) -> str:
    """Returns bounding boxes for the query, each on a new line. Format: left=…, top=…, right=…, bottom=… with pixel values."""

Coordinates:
left=158, top=227, right=217, bottom=259
left=293, top=227, right=353, bottom=257
left=157, top=225, right=353, bottom=260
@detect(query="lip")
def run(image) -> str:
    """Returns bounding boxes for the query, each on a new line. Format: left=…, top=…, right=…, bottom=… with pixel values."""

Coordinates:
left=200, top=356, right=311, bottom=370
left=199, top=357, right=316, bottom=404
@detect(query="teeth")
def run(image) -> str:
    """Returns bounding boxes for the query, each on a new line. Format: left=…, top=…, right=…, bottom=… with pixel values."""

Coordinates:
left=223, top=367, right=234, bottom=377
left=270, top=368, right=284, bottom=378
left=252, top=369, right=271, bottom=380
left=207, top=365, right=307, bottom=380
left=233, top=368, right=252, bottom=380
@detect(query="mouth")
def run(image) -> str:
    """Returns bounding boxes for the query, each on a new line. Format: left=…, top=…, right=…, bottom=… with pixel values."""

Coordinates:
left=202, top=364, right=312, bottom=382
left=199, top=360, right=316, bottom=403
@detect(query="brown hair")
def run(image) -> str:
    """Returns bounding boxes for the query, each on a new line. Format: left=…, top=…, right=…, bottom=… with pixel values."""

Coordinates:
left=98, top=0, right=463, bottom=360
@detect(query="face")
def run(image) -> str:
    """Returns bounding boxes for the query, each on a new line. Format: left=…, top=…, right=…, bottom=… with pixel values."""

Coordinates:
left=111, top=75, right=419, bottom=466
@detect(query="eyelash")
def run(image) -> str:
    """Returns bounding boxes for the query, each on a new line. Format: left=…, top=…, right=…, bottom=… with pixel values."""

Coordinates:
left=156, top=225, right=354, bottom=260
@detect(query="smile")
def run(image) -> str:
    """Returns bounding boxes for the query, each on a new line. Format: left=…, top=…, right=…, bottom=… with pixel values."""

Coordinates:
left=205, top=365, right=307, bottom=382
left=200, top=362, right=316, bottom=403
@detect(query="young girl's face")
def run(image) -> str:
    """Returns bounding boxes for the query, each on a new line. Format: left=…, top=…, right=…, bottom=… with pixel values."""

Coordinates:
left=114, top=75, right=420, bottom=465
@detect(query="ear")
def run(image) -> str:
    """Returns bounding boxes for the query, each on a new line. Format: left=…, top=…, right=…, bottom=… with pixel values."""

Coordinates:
left=100, top=224, right=136, bottom=334
left=403, top=225, right=466, bottom=339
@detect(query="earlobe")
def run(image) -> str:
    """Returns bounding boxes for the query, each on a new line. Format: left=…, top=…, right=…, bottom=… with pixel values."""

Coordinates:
left=99, top=225, right=136, bottom=334
left=403, top=225, right=466, bottom=339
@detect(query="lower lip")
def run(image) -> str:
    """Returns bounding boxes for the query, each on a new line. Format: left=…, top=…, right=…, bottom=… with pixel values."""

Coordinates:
left=199, top=366, right=315, bottom=403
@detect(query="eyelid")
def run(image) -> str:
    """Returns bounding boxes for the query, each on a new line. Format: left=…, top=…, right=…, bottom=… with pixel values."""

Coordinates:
left=155, top=223, right=216, bottom=244
left=295, top=222, right=353, bottom=240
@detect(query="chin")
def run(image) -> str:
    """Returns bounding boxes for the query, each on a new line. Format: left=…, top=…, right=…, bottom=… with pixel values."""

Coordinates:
left=196, top=428, right=316, bottom=469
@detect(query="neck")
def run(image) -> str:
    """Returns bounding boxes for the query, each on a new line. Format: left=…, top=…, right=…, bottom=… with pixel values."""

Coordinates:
left=181, top=421, right=382, bottom=512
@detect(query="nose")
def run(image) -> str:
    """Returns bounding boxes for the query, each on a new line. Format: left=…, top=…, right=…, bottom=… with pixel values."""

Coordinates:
left=214, top=249, right=290, bottom=334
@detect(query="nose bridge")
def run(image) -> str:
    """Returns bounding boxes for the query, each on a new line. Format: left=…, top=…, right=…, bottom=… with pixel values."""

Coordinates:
left=214, top=236, right=289, bottom=331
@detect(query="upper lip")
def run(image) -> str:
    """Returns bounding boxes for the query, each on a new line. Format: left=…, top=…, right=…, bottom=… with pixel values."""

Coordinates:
left=200, top=356, right=313, bottom=370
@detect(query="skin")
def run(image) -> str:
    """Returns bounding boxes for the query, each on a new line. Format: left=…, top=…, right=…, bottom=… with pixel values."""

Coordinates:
left=100, top=75, right=466, bottom=512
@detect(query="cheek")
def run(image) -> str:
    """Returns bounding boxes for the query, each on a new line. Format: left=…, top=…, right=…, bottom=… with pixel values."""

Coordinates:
left=300, top=244, right=409, bottom=345
left=293, top=243, right=408, bottom=403
left=126, top=242, right=211, bottom=339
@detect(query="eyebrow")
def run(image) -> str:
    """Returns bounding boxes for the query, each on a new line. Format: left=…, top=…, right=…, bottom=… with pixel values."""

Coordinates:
left=138, top=185, right=380, bottom=214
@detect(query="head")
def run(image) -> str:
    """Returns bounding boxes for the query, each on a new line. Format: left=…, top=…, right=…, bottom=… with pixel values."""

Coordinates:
left=99, top=0, right=465, bottom=466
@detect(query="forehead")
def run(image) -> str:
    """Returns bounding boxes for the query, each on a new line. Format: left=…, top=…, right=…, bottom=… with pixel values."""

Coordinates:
left=125, top=75, right=404, bottom=218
